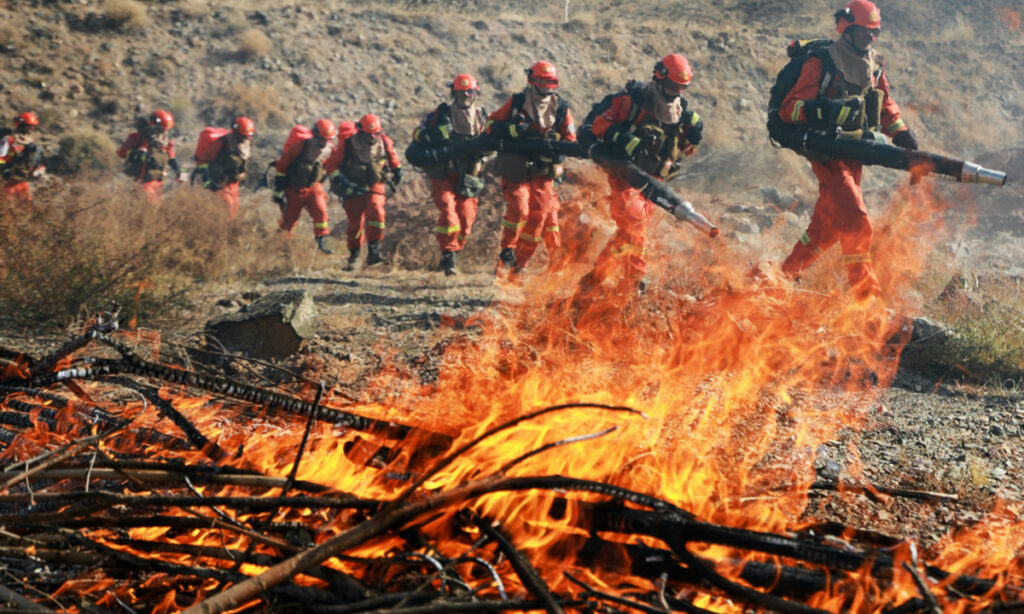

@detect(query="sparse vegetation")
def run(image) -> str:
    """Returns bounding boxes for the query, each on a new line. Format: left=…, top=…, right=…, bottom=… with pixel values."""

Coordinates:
left=104, top=0, right=150, bottom=32
left=57, top=129, right=119, bottom=174
left=208, top=83, right=288, bottom=130
left=238, top=28, right=273, bottom=60
left=0, top=179, right=281, bottom=327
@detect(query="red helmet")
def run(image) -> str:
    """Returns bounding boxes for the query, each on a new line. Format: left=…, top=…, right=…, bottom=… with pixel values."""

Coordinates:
left=835, top=0, right=881, bottom=34
left=526, top=60, right=559, bottom=90
left=653, top=54, right=693, bottom=86
left=149, top=109, right=175, bottom=131
left=358, top=113, right=382, bottom=134
left=16, top=112, right=38, bottom=128
left=450, top=73, right=480, bottom=93
left=232, top=116, right=255, bottom=137
left=313, top=118, right=337, bottom=139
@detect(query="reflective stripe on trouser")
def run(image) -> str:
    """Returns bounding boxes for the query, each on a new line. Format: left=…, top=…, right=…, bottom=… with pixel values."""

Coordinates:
left=509, top=176, right=561, bottom=268
left=342, top=187, right=387, bottom=250
left=280, top=183, right=330, bottom=238
left=431, top=176, right=478, bottom=252
left=591, top=176, right=656, bottom=283
left=781, top=158, right=880, bottom=297
left=2, top=180, right=31, bottom=203
left=217, top=182, right=241, bottom=218
left=499, top=177, right=532, bottom=249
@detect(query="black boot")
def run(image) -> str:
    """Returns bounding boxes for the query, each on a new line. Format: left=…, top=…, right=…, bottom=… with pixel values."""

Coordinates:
left=497, top=247, right=516, bottom=270
left=345, top=248, right=359, bottom=271
left=440, top=250, right=457, bottom=276
left=366, top=240, right=384, bottom=266
left=315, top=236, right=334, bottom=254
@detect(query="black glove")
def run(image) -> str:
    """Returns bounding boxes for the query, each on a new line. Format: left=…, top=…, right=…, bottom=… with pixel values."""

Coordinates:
left=391, top=167, right=403, bottom=186
left=892, top=130, right=918, bottom=151
left=805, top=97, right=863, bottom=131
left=682, top=111, right=703, bottom=146
left=272, top=173, right=287, bottom=208
left=272, top=192, right=285, bottom=210
left=508, top=114, right=531, bottom=138
left=602, top=124, right=640, bottom=161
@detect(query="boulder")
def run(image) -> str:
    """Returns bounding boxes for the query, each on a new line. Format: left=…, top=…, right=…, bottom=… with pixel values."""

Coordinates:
left=205, top=289, right=318, bottom=360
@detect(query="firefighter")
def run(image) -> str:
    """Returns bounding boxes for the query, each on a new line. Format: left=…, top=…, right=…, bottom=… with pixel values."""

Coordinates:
left=584, top=53, right=704, bottom=294
left=0, top=112, right=45, bottom=202
left=486, top=60, right=576, bottom=278
left=409, top=73, right=488, bottom=276
left=326, top=113, right=402, bottom=270
left=194, top=116, right=255, bottom=218
left=273, top=118, right=337, bottom=254
left=117, top=109, right=183, bottom=203
left=777, top=0, right=917, bottom=300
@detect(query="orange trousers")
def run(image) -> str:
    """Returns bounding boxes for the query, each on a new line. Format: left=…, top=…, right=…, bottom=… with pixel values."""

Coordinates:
left=782, top=158, right=881, bottom=299
left=217, top=182, right=241, bottom=218
left=499, top=177, right=561, bottom=269
left=2, top=181, right=31, bottom=202
left=430, top=177, right=477, bottom=252
left=591, top=174, right=656, bottom=283
left=280, top=184, right=329, bottom=238
left=342, top=186, right=387, bottom=250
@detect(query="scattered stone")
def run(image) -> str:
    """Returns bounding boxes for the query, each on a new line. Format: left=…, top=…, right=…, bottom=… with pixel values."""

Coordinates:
left=205, top=290, right=318, bottom=361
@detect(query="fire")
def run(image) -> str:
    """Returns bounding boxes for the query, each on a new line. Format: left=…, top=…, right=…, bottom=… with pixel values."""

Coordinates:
left=1, top=176, right=1021, bottom=612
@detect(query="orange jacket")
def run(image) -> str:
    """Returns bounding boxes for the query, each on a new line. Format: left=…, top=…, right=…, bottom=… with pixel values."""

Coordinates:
left=779, top=56, right=907, bottom=136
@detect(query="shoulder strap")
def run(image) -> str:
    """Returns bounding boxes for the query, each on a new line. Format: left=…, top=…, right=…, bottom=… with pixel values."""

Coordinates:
left=555, top=97, right=569, bottom=128
left=435, top=102, right=452, bottom=124
left=510, top=92, right=526, bottom=117
left=808, top=43, right=837, bottom=97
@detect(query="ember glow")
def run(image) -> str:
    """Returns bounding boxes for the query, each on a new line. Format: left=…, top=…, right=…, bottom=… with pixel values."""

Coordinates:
left=1, top=181, right=1021, bottom=613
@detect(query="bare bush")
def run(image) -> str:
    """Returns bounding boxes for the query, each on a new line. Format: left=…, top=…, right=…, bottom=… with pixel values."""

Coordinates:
left=238, top=28, right=273, bottom=60
left=0, top=179, right=281, bottom=327
left=104, top=0, right=150, bottom=32
left=57, top=129, right=119, bottom=174
left=208, top=83, right=288, bottom=130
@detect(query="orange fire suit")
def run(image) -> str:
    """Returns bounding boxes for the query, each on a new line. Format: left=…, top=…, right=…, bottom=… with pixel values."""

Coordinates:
left=778, top=55, right=909, bottom=299
left=196, top=136, right=249, bottom=218
left=589, top=85, right=703, bottom=284
left=324, top=132, right=401, bottom=250
left=487, top=93, right=576, bottom=270
left=275, top=137, right=333, bottom=238
left=0, top=134, right=42, bottom=202
left=412, top=103, right=487, bottom=253
left=117, top=131, right=180, bottom=203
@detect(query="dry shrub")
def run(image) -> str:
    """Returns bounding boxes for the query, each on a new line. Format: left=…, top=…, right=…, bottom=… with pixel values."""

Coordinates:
left=175, top=0, right=207, bottom=16
left=104, top=0, right=150, bottom=32
left=209, top=83, right=288, bottom=130
left=0, top=178, right=280, bottom=327
left=167, top=97, right=196, bottom=133
left=238, top=28, right=272, bottom=60
left=57, top=129, right=119, bottom=174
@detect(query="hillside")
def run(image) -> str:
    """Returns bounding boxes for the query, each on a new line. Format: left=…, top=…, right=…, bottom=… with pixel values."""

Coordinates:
left=5, top=0, right=1024, bottom=268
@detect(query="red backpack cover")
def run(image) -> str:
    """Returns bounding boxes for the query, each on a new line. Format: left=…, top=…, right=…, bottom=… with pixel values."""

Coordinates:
left=195, top=127, right=231, bottom=164
left=283, top=124, right=313, bottom=156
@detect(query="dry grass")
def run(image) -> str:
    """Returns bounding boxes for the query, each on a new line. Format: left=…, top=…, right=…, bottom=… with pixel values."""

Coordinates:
left=923, top=276, right=1024, bottom=382
left=104, top=0, right=150, bottom=32
left=238, top=29, right=273, bottom=60
left=208, top=83, right=288, bottom=130
left=0, top=179, right=282, bottom=327
left=57, top=129, right=119, bottom=173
